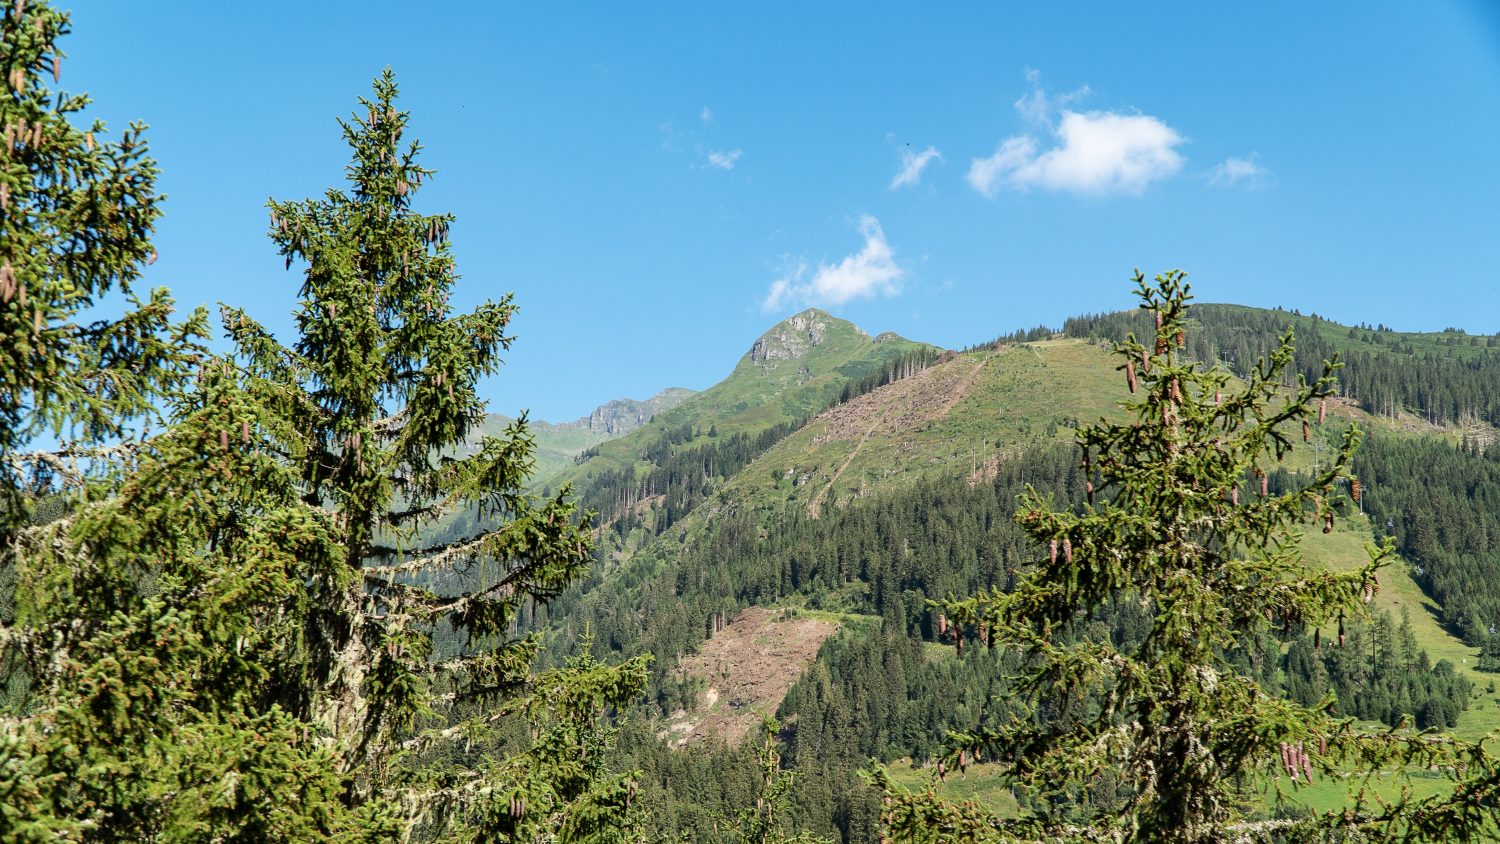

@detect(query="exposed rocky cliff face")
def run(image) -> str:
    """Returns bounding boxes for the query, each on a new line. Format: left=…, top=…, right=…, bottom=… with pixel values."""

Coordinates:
left=575, top=387, right=697, bottom=435
left=749, top=309, right=862, bottom=363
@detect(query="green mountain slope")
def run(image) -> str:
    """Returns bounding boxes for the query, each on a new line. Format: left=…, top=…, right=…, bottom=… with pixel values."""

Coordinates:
left=477, top=387, right=697, bottom=487
left=552, top=308, right=938, bottom=521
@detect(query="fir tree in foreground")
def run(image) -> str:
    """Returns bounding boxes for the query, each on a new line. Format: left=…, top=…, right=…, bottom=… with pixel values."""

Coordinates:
left=0, top=0, right=204, bottom=527
left=1, top=32, right=648, bottom=841
left=220, top=70, right=652, bottom=839
left=877, top=272, right=1500, bottom=843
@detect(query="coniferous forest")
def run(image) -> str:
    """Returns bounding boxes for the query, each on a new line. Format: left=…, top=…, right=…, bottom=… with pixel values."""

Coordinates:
left=6, top=4, right=1500, bottom=843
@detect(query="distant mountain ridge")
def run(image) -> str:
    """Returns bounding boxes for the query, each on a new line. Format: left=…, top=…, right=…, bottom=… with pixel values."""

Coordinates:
left=477, top=387, right=697, bottom=489
left=548, top=388, right=699, bottom=436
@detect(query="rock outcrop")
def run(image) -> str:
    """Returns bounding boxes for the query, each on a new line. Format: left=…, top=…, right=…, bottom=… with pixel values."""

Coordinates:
left=750, top=309, right=859, bottom=363
left=578, top=387, right=697, bottom=435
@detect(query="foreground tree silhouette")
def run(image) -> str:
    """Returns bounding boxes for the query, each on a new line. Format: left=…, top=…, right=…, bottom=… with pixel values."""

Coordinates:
left=877, top=271, right=1500, bottom=842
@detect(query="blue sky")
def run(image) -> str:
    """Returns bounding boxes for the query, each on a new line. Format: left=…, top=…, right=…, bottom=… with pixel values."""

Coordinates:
left=65, top=3, right=1500, bottom=421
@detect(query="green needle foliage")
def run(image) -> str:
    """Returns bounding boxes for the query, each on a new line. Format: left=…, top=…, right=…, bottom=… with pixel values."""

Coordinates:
left=0, top=0, right=205, bottom=523
left=219, top=70, right=651, bottom=838
left=2, top=14, right=647, bottom=837
left=711, top=718, right=830, bottom=844
left=877, top=271, right=1500, bottom=843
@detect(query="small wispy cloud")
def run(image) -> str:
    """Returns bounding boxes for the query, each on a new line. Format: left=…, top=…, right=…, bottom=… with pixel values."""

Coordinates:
left=1209, top=154, right=1271, bottom=190
left=661, top=109, right=742, bottom=172
left=1013, top=67, right=1092, bottom=125
left=763, top=215, right=904, bottom=311
left=890, top=145, right=943, bottom=189
left=704, top=149, right=743, bottom=170
left=969, top=71, right=1184, bottom=197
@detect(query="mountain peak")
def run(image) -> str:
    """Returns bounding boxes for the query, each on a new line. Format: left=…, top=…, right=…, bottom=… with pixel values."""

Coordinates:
left=574, top=387, right=697, bottom=435
left=749, top=309, right=867, bottom=363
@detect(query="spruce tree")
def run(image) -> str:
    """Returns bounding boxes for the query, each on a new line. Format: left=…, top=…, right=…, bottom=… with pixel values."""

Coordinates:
left=221, top=70, right=650, bottom=838
left=877, top=271, right=1500, bottom=842
left=0, top=0, right=204, bottom=523
left=2, top=42, right=647, bottom=840
left=0, top=3, right=348, bottom=839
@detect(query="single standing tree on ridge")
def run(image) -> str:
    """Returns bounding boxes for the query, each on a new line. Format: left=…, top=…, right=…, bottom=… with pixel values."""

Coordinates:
left=876, top=270, right=1500, bottom=843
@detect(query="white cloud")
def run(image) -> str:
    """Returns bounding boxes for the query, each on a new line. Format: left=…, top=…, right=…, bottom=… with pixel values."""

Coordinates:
left=762, top=215, right=904, bottom=311
left=890, top=145, right=943, bottom=189
left=969, top=110, right=1184, bottom=196
left=968, top=71, right=1184, bottom=197
left=1209, top=154, right=1270, bottom=189
left=704, top=149, right=742, bottom=170
left=1013, top=68, right=1092, bottom=125
left=700, top=106, right=714, bottom=123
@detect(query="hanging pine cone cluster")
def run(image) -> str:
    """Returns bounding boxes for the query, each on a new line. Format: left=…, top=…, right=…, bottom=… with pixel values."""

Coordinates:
left=0, top=261, right=16, bottom=302
left=1279, top=742, right=1314, bottom=782
left=508, top=793, right=526, bottom=821
left=1350, top=478, right=1361, bottom=504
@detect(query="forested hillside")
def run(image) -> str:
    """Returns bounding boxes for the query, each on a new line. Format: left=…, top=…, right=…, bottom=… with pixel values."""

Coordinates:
left=538, top=290, right=1500, bottom=841
left=1068, top=303, right=1500, bottom=426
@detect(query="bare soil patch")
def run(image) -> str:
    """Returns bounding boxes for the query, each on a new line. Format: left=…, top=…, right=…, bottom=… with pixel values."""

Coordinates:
left=659, top=606, right=837, bottom=747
